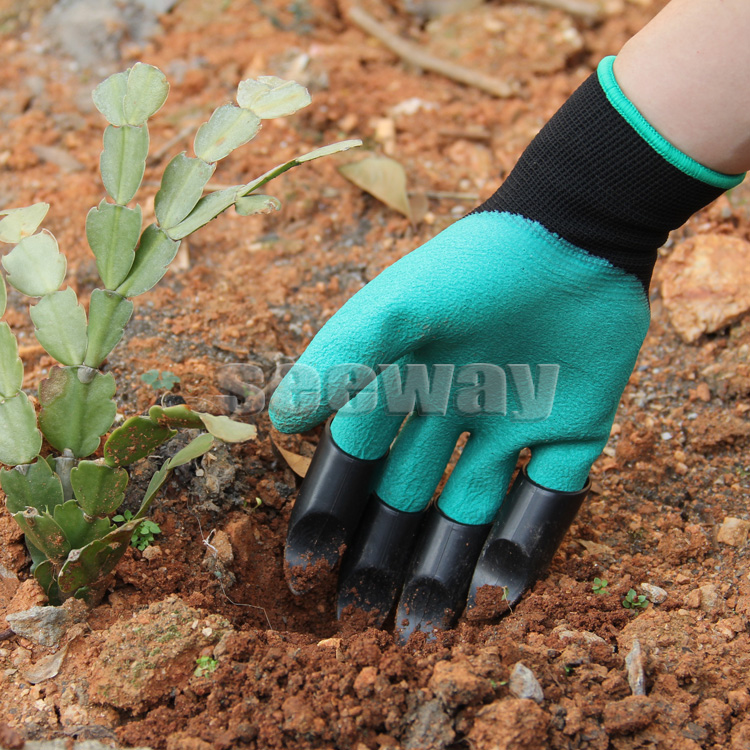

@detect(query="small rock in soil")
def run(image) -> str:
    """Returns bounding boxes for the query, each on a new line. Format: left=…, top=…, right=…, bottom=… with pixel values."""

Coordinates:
left=202, top=529, right=236, bottom=587
left=716, top=516, right=750, bottom=547
left=625, top=638, right=646, bottom=696
left=640, top=583, right=668, bottom=604
left=0, top=721, right=23, bottom=749
left=428, top=658, right=493, bottom=708
left=402, top=698, right=455, bottom=750
left=467, top=698, right=549, bottom=750
left=22, top=643, right=68, bottom=684
left=0, top=564, right=18, bottom=582
left=5, top=605, right=71, bottom=647
left=685, top=583, right=726, bottom=613
left=603, top=695, right=658, bottom=734
left=508, top=662, right=544, bottom=704
left=89, top=595, right=232, bottom=712
left=660, top=234, right=750, bottom=343
left=731, top=721, right=750, bottom=750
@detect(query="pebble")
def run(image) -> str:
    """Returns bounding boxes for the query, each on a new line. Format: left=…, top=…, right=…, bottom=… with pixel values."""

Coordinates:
left=5, top=606, right=71, bottom=648
left=686, top=583, right=725, bottom=613
left=716, top=517, right=750, bottom=547
left=660, top=234, right=750, bottom=342
left=508, top=662, right=544, bottom=704
left=0, top=563, right=18, bottom=581
left=639, top=583, right=668, bottom=604
left=625, top=639, right=646, bottom=696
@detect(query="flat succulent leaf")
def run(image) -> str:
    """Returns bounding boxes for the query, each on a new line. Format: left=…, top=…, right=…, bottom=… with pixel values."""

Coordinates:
left=236, top=77, right=311, bottom=118
left=0, top=322, right=23, bottom=398
left=32, top=558, right=57, bottom=596
left=30, top=288, right=88, bottom=366
left=84, top=289, right=134, bottom=368
left=0, top=272, right=6, bottom=316
left=235, top=194, right=281, bottom=216
left=70, top=461, right=128, bottom=517
left=197, top=412, right=257, bottom=442
left=135, top=464, right=171, bottom=518
left=2, top=459, right=64, bottom=515
left=338, top=156, right=412, bottom=219
left=100, top=124, right=149, bottom=205
left=0, top=203, right=50, bottom=244
left=2, top=231, right=66, bottom=297
left=13, top=507, right=71, bottom=563
left=237, top=139, right=362, bottom=196
left=92, top=70, right=129, bottom=126
left=154, top=153, right=215, bottom=230
left=148, top=403, right=204, bottom=429
left=27, top=540, right=48, bottom=570
left=53, top=500, right=113, bottom=550
left=123, top=63, right=169, bottom=126
left=38, top=366, right=117, bottom=458
left=168, top=186, right=240, bottom=240
left=115, top=224, right=179, bottom=298
left=194, top=104, right=261, bottom=163
left=297, top=140, right=363, bottom=163
left=167, top=432, right=215, bottom=469
left=103, top=415, right=175, bottom=467
left=0, top=392, right=42, bottom=465
left=86, top=201, right=141, bottom=290
left=58, top=530, right=129, bottom=595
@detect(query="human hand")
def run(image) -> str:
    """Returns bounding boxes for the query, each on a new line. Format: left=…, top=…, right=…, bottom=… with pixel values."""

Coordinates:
left=269, top=208, right=648, bottom=636
left=269, top=56, right=737, bottom=639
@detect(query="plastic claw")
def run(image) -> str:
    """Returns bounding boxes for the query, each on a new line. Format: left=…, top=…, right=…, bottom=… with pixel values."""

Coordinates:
left=466, top=467, right=589, bottom=615
left=395, top=507, right=491, bottom=642
left=337, top=495, right=425, bottom=625
left=284, top=422, right=385, bottom=594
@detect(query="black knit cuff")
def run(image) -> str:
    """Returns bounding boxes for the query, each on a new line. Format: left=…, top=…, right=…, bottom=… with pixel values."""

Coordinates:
left=474, top=71, right=728, bottom=290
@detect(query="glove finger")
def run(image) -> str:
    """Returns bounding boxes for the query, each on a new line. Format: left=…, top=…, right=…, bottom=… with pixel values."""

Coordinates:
left=436, top=434, right=519, bottom=525
left=371, top=412, right=464, bottom=513
left=269, top=287, right=426, bottom=434
left=525, top=438, right=605, bottom=492
left=329, top=355, right=415, bottom=461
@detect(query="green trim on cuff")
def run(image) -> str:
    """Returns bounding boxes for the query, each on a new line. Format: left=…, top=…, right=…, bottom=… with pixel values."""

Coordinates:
left=598, top=55, right=745, bottom=190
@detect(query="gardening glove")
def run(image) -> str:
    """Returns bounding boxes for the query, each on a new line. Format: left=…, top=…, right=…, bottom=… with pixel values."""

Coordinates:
left=269, top=56, right=743, bottom=639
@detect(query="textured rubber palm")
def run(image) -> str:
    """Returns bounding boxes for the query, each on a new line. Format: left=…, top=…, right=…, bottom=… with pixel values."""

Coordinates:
left=271, top=211, right=650, bottom=525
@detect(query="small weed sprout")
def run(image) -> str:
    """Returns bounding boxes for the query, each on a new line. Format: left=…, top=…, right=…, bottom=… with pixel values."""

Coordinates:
left=592, top=577, right=609, bottom=595
left=0, top=63, right=361, bottom=603
left=141, top=370, right=180, bottom=391
left=113, top=510, right=161, bottom=550
left=194, top=655, right=219, bottom=677
left=622, top=588, right=649, bottom=610
left=245, top=496, right=263, bottom=512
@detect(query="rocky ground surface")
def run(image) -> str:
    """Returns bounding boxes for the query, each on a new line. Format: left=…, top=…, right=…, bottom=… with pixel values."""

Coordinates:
left=1, top=0, right=749, bottom=748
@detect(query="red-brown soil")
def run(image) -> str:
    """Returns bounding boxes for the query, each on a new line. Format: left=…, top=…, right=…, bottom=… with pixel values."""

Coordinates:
left=2, top=1, right=750, bottom=748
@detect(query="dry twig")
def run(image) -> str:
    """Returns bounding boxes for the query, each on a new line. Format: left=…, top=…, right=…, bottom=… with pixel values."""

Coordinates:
left=347, top=5, right=518, bottom=98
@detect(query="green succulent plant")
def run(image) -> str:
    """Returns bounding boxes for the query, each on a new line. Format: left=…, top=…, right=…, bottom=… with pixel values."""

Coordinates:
left=141, top=369, right=180, bottom=392
left=622, top=588, right=649, bottom=610
left=0, top=63, right=361, bottom=604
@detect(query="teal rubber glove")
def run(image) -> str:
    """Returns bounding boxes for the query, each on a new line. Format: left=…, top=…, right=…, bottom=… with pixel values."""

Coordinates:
left=269, top=56, right=742, bottom=631
left=271, top=211, right=647, bottom=525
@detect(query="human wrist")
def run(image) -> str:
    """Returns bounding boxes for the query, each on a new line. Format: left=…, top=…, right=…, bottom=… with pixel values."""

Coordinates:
left=599, top=56, right=744, bottom=189
left=474, top=58, right=744, bottom=290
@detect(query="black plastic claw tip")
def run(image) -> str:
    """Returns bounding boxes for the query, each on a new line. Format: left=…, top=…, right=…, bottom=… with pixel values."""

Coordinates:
left=395, top=507, right=491, bottom=642
left=337, top=495, right=425, bottom=625
left=466, top=467, right=589, bottom=615
left=284, top=422, right=386, bottom=595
